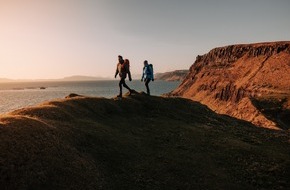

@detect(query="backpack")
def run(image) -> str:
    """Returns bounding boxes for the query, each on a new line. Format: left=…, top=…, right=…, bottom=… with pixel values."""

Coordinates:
left=148, top=64, right=153, bottom=75
left=122, top=59, right=130, bottom=73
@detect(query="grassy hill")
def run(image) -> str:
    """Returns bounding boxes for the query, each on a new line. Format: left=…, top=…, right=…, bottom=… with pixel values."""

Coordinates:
left=0, top=93, right=289, bottom=189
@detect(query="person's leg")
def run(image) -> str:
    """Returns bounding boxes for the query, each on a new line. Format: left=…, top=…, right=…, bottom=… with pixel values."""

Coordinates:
left=118, top=79, right=123, bottom=97
left=122, top=79, right=132, bottom=95
left=145, top=79, right=151, bottom=95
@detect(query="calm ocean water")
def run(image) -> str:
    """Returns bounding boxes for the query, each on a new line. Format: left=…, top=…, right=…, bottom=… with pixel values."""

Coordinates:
left=0, top=80, right=180, bottom=114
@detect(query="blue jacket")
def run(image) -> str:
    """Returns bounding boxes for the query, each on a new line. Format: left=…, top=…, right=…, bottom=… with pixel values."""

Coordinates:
left=142, top=64, right=154, bottom=80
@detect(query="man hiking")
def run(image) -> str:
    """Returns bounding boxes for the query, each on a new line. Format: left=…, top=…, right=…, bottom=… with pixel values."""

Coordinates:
left=115, top=55, right=132, bottom=98
left=141, top=60, right=154, bottom=95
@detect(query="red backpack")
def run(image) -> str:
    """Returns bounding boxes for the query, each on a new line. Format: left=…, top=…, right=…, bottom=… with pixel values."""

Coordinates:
left=122, top=59, right=130, bottom=72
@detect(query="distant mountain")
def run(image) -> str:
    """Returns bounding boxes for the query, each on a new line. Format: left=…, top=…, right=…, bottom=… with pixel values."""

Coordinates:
left=61, top=75, right=110, bottom=81
left=170, top=41, right=290, bottom=129
left=0, top=76, right=111, bottom=83
left=155, top=70, right=189, bottom=81
left=0, top=78, right=14, bottom=82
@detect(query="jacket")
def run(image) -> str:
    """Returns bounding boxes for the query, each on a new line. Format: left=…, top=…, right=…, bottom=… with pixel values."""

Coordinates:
left=115, top=62, right=131, bottom=79
left=141, top=64, right=154, bottom=80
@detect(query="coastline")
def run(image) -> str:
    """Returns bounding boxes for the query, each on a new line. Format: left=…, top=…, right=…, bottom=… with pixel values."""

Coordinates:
left=0, top=80, right=180, bottom=114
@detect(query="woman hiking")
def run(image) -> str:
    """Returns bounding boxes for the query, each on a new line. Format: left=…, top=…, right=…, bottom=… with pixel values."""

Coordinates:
left=115, top=55, right=132, bottom=98
left=141, top=60, right=154, bottom=95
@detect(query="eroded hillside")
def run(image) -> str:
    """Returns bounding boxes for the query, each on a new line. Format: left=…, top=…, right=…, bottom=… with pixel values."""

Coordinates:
left=171, top=41, right=290, bottom=129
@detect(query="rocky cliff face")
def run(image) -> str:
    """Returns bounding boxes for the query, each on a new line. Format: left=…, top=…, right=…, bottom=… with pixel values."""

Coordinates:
left=171, top=41, right=290, bottom=129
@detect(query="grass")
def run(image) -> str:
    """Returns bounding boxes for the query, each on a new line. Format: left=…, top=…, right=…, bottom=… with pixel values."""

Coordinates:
left=0, top=93, right=289, bottom=189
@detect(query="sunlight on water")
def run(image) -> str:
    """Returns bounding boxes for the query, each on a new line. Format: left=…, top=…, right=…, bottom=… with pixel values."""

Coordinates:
left=0, top=80, right=180, bottom=114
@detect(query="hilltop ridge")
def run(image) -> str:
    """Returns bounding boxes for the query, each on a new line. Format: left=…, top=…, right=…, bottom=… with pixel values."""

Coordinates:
left=0, top=92, right=289, bottom=189
left=171, top=41, right=290, bottom=129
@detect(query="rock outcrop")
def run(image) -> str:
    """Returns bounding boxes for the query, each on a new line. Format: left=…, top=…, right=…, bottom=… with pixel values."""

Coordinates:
left=171, top=41, right=290, bottom=129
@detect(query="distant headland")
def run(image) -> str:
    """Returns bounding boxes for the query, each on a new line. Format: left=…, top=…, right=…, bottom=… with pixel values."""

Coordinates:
left=0, top=75, right=111, bottom=83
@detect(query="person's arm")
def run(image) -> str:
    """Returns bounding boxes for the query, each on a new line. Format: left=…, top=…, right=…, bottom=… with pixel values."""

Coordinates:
left=141, top=67, right=145, bottom=81
left=128, top=71, right=132, bottom=81
left=126, top=64, right=132, bottom=81
left=114, top=63, right=119, bottom=78
left=151, top=66, right=154, bottom=81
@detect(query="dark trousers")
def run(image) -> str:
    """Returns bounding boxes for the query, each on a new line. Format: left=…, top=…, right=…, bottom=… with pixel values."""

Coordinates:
left=145, top=78, right=151, bottom=95
left=119, top=78, right=131, bottom=96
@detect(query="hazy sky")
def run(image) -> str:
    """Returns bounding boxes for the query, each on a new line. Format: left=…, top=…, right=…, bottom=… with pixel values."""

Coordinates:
left=0, top=0, right=289, bottom=79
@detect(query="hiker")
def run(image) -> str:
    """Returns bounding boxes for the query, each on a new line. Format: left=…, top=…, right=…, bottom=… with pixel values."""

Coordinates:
left=141, top=60, right=154, bottom=95
left=115, top=55, right=132, bottom=97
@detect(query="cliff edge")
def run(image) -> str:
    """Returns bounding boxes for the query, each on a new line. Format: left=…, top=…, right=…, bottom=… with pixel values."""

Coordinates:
left=0, top=93, right=289, bottom=189
left=171, top=41, right=290, bottom=129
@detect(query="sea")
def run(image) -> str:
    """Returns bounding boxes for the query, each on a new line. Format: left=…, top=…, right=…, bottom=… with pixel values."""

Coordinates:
left=0, top=80, right=180, bottom=114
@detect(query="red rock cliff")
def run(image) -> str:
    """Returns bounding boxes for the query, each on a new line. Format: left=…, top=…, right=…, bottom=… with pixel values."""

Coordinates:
left=171, top=41, right=290, bottom=129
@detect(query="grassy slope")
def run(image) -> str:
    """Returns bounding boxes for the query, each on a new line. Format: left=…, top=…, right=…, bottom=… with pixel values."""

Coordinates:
left=0, top=93, right=289, bottom=190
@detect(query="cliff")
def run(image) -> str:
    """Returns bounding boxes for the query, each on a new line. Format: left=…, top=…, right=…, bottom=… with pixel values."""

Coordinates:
left=0, top=93, right=289, bottom=189
left=171, top=41, right=290, bottom=129
left=155, top=70, right=189, bottom=81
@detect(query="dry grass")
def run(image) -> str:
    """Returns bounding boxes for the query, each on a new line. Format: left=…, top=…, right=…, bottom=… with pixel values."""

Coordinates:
left=0, top=93, right=289, bottom=189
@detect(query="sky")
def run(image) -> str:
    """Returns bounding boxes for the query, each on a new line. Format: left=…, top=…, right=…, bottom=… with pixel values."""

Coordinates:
left=0, top=0, right=289, bottom=79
